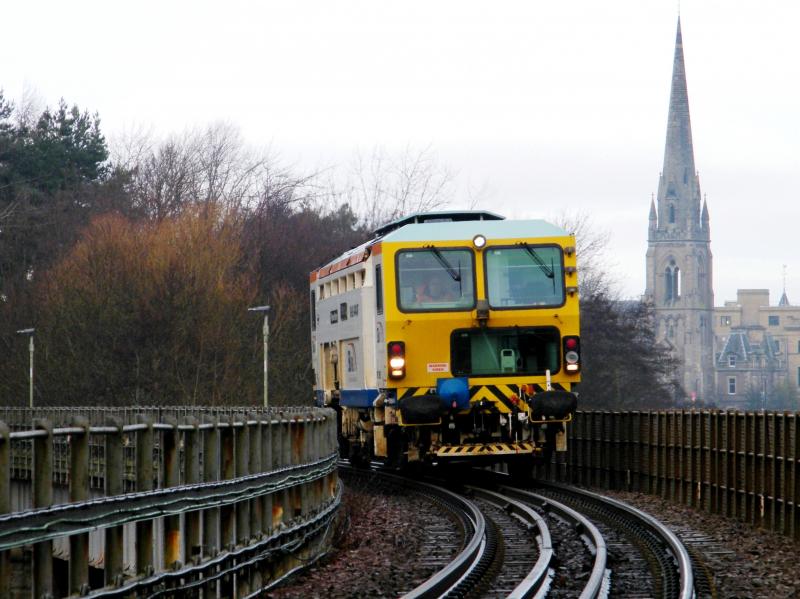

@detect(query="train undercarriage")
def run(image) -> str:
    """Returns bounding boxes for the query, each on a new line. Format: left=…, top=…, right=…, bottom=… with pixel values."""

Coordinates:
left=334, top=388, right=576, bottom=475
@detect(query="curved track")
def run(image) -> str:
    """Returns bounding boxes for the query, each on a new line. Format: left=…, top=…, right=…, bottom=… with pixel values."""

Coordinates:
left=339, top=463, right=696, bottom=598
left=521, top=480, right=693, bottom=599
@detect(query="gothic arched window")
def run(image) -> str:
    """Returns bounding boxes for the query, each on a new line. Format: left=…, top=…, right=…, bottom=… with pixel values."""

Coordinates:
left=668, top=204, right=675, bottom=223
left=665, top=266, right=674, bottom=301
left=665, top=260, right=680, bottom=302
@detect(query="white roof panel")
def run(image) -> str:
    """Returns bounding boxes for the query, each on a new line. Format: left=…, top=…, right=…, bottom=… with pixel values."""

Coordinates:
left=381, top=219, right=570, bottom=243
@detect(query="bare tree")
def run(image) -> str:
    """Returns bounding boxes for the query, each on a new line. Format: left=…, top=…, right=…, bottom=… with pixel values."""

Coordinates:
left=553, top=211, right=615, bottom=298
left=113, top=123, right=294, bottom=220
left=333, top=145, right=455, bottom=230
left=14, top=84, right=45, bottom=130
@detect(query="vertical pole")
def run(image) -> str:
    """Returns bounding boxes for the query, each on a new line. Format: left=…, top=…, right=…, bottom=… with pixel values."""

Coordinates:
left=29, top=335, right=34, bottom=409
left=69, top=417, right=90, bottom=595
left=264, top=313, right=269, bottom=409
left=105, top=417, right=124, bottom=587
left=33, top=418, right=53, bottom=599
left=0, top=423, right=10, bottom=592
left=163, top=418, right=181, bottom=570
left=136, top=416, right=154, bottom=577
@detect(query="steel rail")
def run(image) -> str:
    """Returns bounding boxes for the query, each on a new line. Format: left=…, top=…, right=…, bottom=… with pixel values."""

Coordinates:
left=465, top=485, right=555, bottom=599
left=339, top=465, right=489, bottom=599
left=532, top=481, right=693, bottom=599
left=380, top=474, right=486, bottom=599
left=497, top=485, right=609, bottom=599
left=0, top=453, right=337, bottom=551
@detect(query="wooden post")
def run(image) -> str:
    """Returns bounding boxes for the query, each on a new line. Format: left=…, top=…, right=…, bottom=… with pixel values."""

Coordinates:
left=69, top=416, right=90, bottom=595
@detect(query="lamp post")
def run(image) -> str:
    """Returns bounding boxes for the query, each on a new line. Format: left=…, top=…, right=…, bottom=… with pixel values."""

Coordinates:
left=248, top=306, right=271, bottom=409
left=16, top=328, right=34, bottom=408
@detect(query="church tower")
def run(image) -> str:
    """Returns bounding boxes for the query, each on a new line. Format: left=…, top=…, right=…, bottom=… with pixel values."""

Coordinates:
left=645, top=19, right=715, bottom=400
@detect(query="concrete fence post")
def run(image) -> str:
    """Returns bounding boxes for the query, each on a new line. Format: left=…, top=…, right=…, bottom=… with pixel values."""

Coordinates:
left=162, top=417, right=180, bottom=570
left=219, top=419, right=236, bottom=583
left=0, top=422, right=10, bottom=592
left=234, top=415, right=250, bottom=546
left=33, top=418, right=53, bottom=598
left=271, top=413, right=282, bottom=470
left=202, top=416, right=220, bottom=598
left=183, top=417, right=201, bottom=566
left=135, top=416, right=154, bottom=577
left=219, top=418, right=237, bottom=598
left=104, top=417, right=124, bottom=587
left=285, top=418, right=295, bottom=522
left=247, top=413, right=263, bottom=592
left=271, top=414, right=285, bottom=528
left=261, top=414, right=272, bottom=537
left=248, top=413, right=262, bottom=539
left=69, top=416, right=90, bottom=595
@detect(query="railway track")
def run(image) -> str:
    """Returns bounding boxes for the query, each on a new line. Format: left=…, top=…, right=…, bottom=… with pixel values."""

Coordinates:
left=335, top=463, right=699, bottom=598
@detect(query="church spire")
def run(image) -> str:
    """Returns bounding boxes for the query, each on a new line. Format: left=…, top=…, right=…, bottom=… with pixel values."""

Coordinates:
left=663, top=18, right=696, bottom=179
left=655, top=17, right=702, bottom=238
left=646, top=17, right=714, bottom=402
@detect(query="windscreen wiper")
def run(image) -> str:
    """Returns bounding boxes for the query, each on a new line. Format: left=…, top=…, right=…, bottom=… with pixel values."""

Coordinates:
left=519, top=243, right=555, bottom=279
left=428, top=246, right=462, bottom=281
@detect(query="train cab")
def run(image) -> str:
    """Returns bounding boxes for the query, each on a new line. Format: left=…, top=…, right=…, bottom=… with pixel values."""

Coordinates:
left=311, top=211, right=579, bottom=469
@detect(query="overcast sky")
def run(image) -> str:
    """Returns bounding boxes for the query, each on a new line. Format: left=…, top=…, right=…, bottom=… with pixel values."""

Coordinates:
left=3, top=0, right=799, bottom=304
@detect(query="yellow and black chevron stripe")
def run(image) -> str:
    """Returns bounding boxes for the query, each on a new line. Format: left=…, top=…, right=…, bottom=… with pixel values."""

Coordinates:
left=436, top=441, right=541, bottom=457
left=399, top=383, right=571, bottom=414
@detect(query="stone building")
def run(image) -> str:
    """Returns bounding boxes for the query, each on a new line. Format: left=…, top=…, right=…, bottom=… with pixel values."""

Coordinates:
left=713, top=289, right=800, bottom=409
left=645, top=19, right=799, bottom=408
left=644, top=19, right=715, bottom=401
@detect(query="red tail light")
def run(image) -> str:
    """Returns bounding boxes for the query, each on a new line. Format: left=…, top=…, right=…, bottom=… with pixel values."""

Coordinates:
left=563, top=336, right=580, bottom=373
left=388, top=341, right=406, bottom=380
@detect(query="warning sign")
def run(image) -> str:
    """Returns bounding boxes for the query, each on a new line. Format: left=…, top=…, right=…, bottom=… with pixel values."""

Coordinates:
left=427, top=362, right=449, bottom=373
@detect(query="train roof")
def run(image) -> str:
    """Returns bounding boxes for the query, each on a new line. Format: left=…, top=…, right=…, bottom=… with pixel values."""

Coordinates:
left=310, top=212, right=571, bottom=282
left=372, top=210, right=504, bottom=237
left=379, top=217, right=570, bottom=242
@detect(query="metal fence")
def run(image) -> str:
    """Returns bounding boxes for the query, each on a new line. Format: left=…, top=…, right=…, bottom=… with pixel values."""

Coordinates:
left=561, top=410, right=800, bottom=540
left=0, top=406, right=341, bottom=598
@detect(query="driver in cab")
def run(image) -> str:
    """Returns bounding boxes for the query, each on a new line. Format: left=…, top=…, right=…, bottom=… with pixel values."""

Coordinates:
left=415, top=275, right=456, bottom=303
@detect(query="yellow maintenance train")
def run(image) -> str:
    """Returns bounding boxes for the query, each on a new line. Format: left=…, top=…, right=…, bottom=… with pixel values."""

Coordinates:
left=310, top=211, right=580, bottom=472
